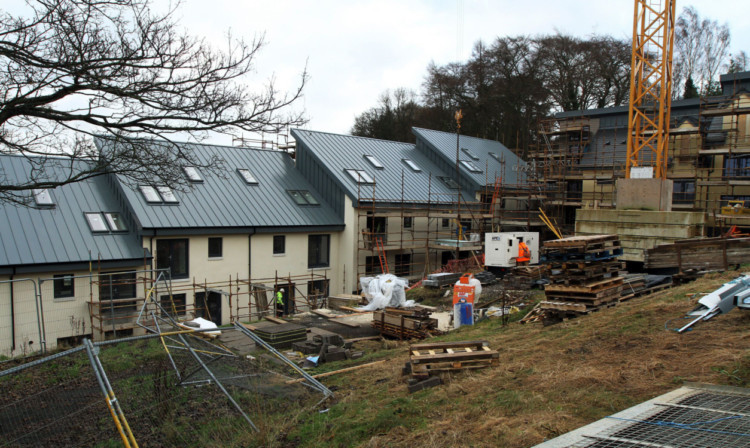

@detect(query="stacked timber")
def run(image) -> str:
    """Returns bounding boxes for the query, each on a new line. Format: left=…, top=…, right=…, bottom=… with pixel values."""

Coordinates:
left=501, top=265, right=549, bottom=290
left=371, top=307, right=440, bottom=339
left=644, top=237, right=750, bottom=271
left=540, top=235, right=623, bottom=322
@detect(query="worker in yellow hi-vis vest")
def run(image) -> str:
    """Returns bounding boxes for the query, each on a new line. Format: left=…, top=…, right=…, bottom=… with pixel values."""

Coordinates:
left=276, top=288, right=285, bottom=317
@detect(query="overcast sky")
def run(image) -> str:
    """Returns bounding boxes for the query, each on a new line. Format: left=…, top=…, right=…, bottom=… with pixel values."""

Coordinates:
left=16, top=0, right=750, bottom=145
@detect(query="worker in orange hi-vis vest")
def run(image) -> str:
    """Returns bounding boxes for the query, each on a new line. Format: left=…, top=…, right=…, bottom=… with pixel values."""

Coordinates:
left=517, top=241, right=531, bottom=266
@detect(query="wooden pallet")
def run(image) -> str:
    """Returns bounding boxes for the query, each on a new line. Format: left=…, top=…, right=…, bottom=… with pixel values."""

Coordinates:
left=545, top=277, right=623, bottom=294
left=409, top=341, right=499, bottom=378
left=545, top=286, right=623, bottom=304
left=540, top=299, right=620, bottom=314
left=549, top=271, right=620, bottom=286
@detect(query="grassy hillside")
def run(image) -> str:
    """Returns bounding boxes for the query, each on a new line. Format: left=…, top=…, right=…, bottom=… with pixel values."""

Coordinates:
left=275, top=270, right=750, bottom=447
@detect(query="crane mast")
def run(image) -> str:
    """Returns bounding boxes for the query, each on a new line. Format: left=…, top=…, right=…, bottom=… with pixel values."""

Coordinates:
left=626, top=0, right=676, bottom=179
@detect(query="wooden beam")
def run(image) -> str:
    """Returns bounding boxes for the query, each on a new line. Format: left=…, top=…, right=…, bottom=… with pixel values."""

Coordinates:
left=285, top=360, right=387, bottom=384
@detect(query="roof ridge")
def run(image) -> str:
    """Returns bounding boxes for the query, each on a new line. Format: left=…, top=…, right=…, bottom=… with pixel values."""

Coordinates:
left=291, top=128, right=415, bottom=146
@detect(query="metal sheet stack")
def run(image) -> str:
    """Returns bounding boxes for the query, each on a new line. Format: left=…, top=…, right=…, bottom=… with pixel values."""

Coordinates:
left=540, top=235, right=624, bottom=322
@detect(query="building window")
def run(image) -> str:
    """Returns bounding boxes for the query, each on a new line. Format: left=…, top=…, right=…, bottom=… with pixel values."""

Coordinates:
left=723, top=156, right=750, bottom=179
left=160, top=293, right=186, bottom=317
left=345, top=169, right=375, bottom=184
left=364, top=155, right=384, bottom=169
left=85, top=213, right=109, bottom=232
left=461, top=147, right=479, bottom=160
left=365, top=256, right=383, bottom=275
left=273, top=235, right=285, bottom=255
left=53, top=274, right=75, bottom=299
left=307, top=279, right=329, bottom=307
left=403, top=217, right=413, bottom=229
left=402, top=159, right=421, bottom=172
left=157, top=239, right=189, bottom=279
left=460, top=160, right=482, bottom=173
left=395, top=254, right=411, bottom=277
left=140, top=185, right=178, bottom=204
left=183, top=166, right=203, bottom=182
left=237, top=168, right=259, bottom=185
left=672, top=180, right=696, bottom=204
left=99, top=271, right=137, bottom=317
left=104, top=212, right=127, bottom=231
left=33, top=189, right=54, bottom=206
left=208, top=237, right=222, bottom=258
left=442, top=218, right=450, bottom=228
left=288, top=190, right=320, bottom=205
left=438, top=176, right=459, bottom=189
left=308, top=234, right=330, bottom=268
left=367, top=216, right=387, bottom=243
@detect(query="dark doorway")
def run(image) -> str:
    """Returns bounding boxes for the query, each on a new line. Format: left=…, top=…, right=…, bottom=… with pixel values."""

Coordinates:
left=195, top=291, right=222, bottom=325
left=274, top=284, right=295, bottom=316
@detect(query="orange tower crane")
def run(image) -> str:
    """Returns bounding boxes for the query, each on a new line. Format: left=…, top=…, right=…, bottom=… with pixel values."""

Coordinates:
left=626, top=0, right=676, bottom=179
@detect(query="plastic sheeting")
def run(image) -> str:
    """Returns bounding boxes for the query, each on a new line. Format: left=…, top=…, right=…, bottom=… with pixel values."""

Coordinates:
left=182, top=317, right=221, bottom=336
left=358, top=274, right=415, bottom=311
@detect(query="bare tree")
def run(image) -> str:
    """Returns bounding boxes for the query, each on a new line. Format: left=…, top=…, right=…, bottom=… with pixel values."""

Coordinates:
left=674, top=6, right=731, bottom=97
left=0, top=0, right=307, bottom=205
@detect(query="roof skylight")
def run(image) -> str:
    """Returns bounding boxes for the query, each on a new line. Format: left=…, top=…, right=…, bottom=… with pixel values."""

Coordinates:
left=140, top=186, right=162, bottom=203
left=460, top=160, right=483, bottom=173
left=364, top=155, right=384, bottom=169
left=462, top=147, right=480, bottom=161
left=157, top=186, right=178, bottom=203
left=183, top=166, right=203, bottom=182
left=104, top=212, right=127, bottom=231
left=438, top=176, right=460, bottom=189
left=238, top=169, right=259, bottom=185
left=489, top=152, right=503, bottom=162
left=32, top=189, right=54, bottom=206
left=85, top=213, right=108, bottom=232
left=288, top=190, right=320, bottom=205
left=402, top=159, right=421, bottom=172
left=345, top=169, right=375, bottom=184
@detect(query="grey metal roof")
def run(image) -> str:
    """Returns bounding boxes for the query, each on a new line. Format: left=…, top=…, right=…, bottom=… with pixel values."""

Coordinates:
left=412, top=127, right=528, bottom=187
left=0, top=155, right=146, bottom=270
left=556, top=98, right=702, bottom=119
left=100, top=140, right=342, bottom=230
left=291, top=129, right=475, bottom=204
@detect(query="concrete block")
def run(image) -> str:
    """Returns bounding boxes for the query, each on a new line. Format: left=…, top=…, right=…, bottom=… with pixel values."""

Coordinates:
left=323, top=351, right=347, bottom=362
left=616, top=178, right=673, bottom=211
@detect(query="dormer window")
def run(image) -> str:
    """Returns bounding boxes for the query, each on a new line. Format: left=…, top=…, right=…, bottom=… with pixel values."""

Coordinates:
left=402, top=159, right=421, bottom=172
left=460, top=160, right=483, bottom=173
left=238, top=169, right=259, bottom=185
left=462, top=148, right=479, bottom=161
left=33, top=189, right=54, bottom=206
left=364, top=155, right=384, bottom=169
left=345, top=169, right=375, bottom=184
left=183, top=166, right=203, bottom=182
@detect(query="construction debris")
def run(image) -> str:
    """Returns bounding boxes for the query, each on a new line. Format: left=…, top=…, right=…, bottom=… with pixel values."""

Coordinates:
left=422, top=272, right=462, bottom=288
left=501, top=265, right=549, bottom=290
left=371, top=307, right=441, bottom=339
left=675, top=274, right=750, bottom=333
left=645, top=236, right=750, bottom=271
left=540, top=235, right=623, bottom=323
left=407, top=340, right=499, bottom=379
left=359, top=274, right=414, bottom=310
left=253, top=323, right=308, bottom=349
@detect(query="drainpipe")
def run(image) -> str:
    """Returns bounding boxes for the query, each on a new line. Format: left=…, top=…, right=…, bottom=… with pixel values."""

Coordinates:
left=9, top=270, right=15, bottom=351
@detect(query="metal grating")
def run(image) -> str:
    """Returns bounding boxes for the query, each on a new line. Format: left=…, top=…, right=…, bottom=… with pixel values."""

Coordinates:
left=536, top=384, right=750, bottom=448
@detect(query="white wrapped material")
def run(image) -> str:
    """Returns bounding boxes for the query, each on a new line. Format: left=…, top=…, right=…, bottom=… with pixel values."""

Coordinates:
left=182, top=317, right=221, bottom=336
left=358, top=274, right=414, bottom=310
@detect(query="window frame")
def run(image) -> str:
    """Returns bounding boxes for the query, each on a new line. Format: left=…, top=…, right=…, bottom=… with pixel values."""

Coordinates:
left=53, top=274, right=75, bottom=299
left=183, top=166, right=203, bottom=183
left=85, top=212, right=109, bottom=233
left=33, top=188, right=54, bottom=206
left=403, top=216, right=413, bottom=229
left=156, top=186, right=178, bottom=203
left=208, top=237, right=223, bottom=259
left=237, top=168, right=259, bottom=185
left=156, top=239, right=190, bottom=280
left=104, top=212, right=127, bottom=232
left=402, top=159, right=422, bottom=172
left=438, top=176, right=459, bottom=189
left=273, top=235, right=286, bottom=255
left=345, top=169, right=375, bottom=184
left=364, top=155, right=384, bottom=169
left=460, top=160, right=483, bottom=173
left=139, top=185, right=162, bottom=203
left=461, top=147, right=480, bottom=161
left=287, top=190, right=320, bottom=206
left=307, top=234, right=330, bottom=269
